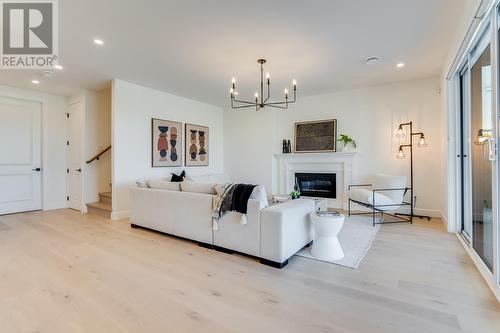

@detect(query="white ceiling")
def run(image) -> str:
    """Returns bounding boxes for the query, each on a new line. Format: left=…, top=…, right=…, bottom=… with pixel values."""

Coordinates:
left=0, top=0, right=466, bottom=106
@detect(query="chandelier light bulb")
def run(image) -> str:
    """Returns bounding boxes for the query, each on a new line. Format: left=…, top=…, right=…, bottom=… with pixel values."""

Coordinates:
left=232, top=77, right=236, bottom=84
left=397, top=147, right=406, bottom=159
left=254, top=92, right=259, bottom=98
left=293, top=79, right=297, bottom=86
left=230, top=88, right=234, bottom=94
left=266, top=72, right=270, bottom=79
left=417, top=135, right=427, bottom=147
left=284, top=88, right=288, bottom=95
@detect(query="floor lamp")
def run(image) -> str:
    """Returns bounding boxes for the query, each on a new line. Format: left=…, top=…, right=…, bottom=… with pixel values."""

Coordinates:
left=395, top=121, right=432, bottom=221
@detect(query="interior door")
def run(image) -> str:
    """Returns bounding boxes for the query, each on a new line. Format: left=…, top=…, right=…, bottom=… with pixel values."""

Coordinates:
left=67, top=101, right=84, bottom=211
left=0, top=96, right=42, bottom=215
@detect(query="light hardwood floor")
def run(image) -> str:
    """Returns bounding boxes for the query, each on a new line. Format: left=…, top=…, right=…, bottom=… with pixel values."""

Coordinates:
left=0, top=209, right=499, bottom=333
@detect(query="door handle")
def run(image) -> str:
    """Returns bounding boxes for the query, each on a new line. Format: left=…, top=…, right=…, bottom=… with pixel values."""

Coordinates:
left=76, top=168, right=82, bottom=172
left=487, top=138, right=496, bottom=161
left=32, top=168, right=41, bottom=172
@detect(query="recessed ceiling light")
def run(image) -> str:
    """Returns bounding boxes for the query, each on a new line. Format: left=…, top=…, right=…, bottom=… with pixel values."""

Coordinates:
left=94, top=39, right=104, bottom=45
left=31, top=80, right=40, bottom=84
left=365, top=57, right=380, bottom=65
left=54, top=64, right=63, bottom=70
left=397, top=62, right=405, bottom=68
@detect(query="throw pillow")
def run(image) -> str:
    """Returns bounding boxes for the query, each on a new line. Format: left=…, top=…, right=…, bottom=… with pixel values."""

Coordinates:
left=136, top=180, right=149, bottom=188
left=171, top=170, right=186, bottom=182
left=147, top=180, right=181, bottom=191
left=250, top=185, right=269, bottom=208
left=181, top=181, right=217, bottom=195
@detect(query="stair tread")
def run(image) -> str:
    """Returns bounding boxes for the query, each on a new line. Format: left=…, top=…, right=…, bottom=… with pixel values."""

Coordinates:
left=99, top=192, right=112, bottom=198
left=87, top=201, right=112, bottom=211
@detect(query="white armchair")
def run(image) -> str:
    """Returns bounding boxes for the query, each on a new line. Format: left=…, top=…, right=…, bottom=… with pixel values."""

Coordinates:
left=348, top=174, right=411, bottom=226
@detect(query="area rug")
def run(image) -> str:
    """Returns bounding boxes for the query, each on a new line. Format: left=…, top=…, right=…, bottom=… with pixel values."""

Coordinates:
left=295, top=215, right=381, bottom=269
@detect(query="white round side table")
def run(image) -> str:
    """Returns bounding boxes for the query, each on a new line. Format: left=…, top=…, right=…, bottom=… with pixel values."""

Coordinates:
left=310, top=213, right=345, bottom=261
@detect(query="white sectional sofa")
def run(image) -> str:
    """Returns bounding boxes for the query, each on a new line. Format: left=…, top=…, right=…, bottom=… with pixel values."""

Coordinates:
left=129, top=178, right=315, bottom=268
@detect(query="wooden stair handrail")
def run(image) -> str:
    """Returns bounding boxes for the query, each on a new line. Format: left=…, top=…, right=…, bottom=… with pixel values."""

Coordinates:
left=86, top=145, right=111, bottom=164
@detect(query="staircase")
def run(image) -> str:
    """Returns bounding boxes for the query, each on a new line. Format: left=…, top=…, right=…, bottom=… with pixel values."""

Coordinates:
left=87, top=192, right=112, bottom=218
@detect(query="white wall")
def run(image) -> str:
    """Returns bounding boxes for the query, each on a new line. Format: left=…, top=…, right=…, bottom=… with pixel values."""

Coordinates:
left=0, top=85, right=68, bottom=211
left=112, top=79, right=224, bottom=219
left=85, top=87, right=111, bottom=204
left=224, top=109, right=277, bottom=190
left=224, top=77, right=445, bottom=217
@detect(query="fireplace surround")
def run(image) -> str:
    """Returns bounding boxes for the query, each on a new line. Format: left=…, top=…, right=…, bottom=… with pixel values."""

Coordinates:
left=274, top=152, right=356, bottom=209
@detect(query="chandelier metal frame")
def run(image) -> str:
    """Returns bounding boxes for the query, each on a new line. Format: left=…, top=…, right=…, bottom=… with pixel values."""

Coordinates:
left=230, top=59, right=297, bottom=111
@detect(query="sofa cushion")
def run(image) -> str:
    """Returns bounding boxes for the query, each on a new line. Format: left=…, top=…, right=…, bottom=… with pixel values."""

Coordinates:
left=136, top=180, right=149, bottom=188
left=181, top=181, right=217, bottom=195
left=147, top=180, right=181, bottom=191
left=187, top=173, right=231, bottom=184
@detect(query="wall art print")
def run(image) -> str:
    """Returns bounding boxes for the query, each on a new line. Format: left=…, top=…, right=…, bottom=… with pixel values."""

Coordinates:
left=294, top=119, right=337, bottom=153
left=185, top=123, right=209, bottom=166
left=151, top=118, right=183, bottom=167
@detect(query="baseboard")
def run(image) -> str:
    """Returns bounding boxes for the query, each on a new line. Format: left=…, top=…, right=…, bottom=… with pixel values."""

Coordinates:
left=111, top=210, right=129, bottom=220
left=412, top=208, right=442, bottom=218
left=439, top=211, right=450, bottom=231
left=456, top=234, right=500, bottom=303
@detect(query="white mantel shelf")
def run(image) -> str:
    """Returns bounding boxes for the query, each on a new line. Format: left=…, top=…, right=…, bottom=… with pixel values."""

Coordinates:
left=274, top=152, right=358, bottom=159
left=274, top=151, right=357, bottom=209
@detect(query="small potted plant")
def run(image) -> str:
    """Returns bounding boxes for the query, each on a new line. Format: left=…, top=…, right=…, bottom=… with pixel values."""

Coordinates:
left=338, top=134, right=357, bottom=152
left=290, top=189, right=301, bottom=200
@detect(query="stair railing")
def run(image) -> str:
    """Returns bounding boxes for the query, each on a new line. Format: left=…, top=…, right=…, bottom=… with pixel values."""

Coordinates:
left=86, top=145, right=111, bottom=164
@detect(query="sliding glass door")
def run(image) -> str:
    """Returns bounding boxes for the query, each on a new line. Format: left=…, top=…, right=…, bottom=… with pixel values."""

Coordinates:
left=470, top=43, right=494, bottom=271
left=454, top=1, right=500, bottom=296
left=458, top=23, right=496, bottom=273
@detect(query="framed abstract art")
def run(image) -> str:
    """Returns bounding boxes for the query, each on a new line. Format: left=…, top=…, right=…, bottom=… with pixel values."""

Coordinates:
left=185, top=123, right=209, bottom=166
left=151, top=118, right=182, bottom=167
left=294, top=119, right=337, bottom=153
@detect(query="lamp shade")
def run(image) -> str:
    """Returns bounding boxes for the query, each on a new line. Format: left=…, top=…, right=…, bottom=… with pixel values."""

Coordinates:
left=396, top=126, right=405, bottom=138
left=397, top=147, right=406, bottom=159
left=417, top=135, right=427, bottom=147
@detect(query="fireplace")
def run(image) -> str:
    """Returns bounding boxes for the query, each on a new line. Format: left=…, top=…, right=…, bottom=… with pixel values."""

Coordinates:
left=295, top=173, right=336, bottom=199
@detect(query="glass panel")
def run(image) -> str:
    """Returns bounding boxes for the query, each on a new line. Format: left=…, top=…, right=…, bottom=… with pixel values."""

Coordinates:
left=470, top=44, right=494, bottom=271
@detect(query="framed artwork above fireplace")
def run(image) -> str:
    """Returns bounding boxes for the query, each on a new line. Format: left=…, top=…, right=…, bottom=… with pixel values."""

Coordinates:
left=294, top=119, right=337, bottom=153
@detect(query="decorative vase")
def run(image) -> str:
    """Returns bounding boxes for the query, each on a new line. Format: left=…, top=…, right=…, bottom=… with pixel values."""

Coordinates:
left=341, top=142, right=354, bottom=152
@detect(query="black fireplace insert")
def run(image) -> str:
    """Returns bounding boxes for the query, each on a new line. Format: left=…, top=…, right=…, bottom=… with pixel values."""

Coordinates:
left=295, top=173, right=336, bottom=199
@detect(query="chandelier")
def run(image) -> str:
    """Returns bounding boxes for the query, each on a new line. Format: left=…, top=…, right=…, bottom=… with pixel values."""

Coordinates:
left=230, top=59, right=297, bottom=111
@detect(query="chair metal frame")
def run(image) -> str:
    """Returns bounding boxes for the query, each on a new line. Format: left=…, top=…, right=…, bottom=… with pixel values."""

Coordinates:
left=347, top=184, right=412, bottom=226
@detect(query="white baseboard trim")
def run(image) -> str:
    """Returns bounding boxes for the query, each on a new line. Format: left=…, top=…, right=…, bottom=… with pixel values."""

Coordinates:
left=111, top=210, right=130, bottom=220
left=456, top=234, right=500, bottom=303
left=412, top=209, right=442, bottom=218
left=439, top=211, right=449, bottom=230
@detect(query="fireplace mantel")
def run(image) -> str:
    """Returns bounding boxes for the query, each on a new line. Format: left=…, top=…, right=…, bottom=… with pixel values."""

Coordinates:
left=273, top=152, right=357, bottom=209
left=274, top=152, right=357, bottom=159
